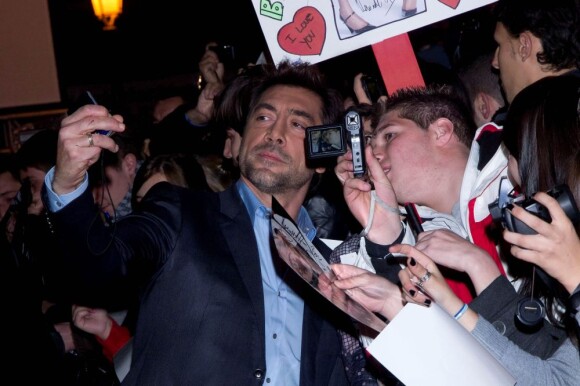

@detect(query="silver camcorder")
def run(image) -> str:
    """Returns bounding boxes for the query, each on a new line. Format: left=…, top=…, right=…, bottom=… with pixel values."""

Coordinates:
left=305, top=110, right=366, bottom=177
left=488, top=177, right=580, bottom=234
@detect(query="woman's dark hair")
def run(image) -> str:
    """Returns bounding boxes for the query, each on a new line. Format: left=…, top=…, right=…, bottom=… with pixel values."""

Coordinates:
left=502, top=74, right=580, bottom=335
left=503, top=75, right=580, bottom=205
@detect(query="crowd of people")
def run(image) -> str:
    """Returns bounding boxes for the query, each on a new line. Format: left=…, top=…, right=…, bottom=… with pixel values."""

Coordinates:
left=1, top=0, right=579, bottom=385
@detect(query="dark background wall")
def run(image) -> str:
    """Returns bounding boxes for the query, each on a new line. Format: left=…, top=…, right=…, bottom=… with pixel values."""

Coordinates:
left=0, top=1, right=496, bottom=152
left=45, top=0, right=393, bottom=128
left=48, top=0, right=267, bottom=84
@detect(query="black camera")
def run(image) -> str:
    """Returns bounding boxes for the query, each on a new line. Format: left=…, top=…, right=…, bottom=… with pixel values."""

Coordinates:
left=305, top=110, right=366, bottom=177
left=489, top=178, right=580, bottom=234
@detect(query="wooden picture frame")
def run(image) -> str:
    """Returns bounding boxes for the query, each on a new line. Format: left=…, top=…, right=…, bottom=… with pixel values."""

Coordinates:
left=0, top=108, right=66, bottom=153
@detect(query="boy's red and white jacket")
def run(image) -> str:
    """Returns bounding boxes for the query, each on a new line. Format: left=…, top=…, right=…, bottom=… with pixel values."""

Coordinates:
left=341, top=122, right=511, bottom=308
left=459, top=122, right=511, bottom=290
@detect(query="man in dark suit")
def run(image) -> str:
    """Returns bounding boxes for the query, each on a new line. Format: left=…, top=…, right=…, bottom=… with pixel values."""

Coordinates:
left=43, top=61, right=352, bottom=385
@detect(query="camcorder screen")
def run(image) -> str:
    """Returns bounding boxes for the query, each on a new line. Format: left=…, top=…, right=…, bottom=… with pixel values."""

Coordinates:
left=305, top=124, right=347, bottom=159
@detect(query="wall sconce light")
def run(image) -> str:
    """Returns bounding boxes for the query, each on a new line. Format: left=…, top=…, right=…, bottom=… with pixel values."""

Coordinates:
left=91, top=0, right=123, bottom=30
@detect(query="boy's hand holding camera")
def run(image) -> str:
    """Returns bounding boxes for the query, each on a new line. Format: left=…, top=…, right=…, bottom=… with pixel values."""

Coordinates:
left=503, top=192, right=580, bottom=294
left=53, top=105, right=125, bottom=195
left=335, top=145, right=402, bottom=245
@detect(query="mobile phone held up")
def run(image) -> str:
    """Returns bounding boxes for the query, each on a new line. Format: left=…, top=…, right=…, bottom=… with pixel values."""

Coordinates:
left=209, top=44, right=236, bottom=68
left=68, top=91, right=114, bottom=137
left=361, top=75, right=387, bottom=102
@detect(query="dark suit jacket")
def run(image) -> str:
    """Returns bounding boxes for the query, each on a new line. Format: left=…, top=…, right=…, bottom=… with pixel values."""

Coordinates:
left=49, top=182, right=350, bottom=386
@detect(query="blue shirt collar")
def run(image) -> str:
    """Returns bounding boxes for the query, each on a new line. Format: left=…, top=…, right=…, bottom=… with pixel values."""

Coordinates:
left=235, top=180, right=316, bottom=240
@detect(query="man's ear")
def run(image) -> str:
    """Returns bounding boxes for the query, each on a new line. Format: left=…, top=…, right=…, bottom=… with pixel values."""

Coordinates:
left=474, top=92, right=493, bottom=123
left=122, top=153, right=138, bottom=178
left=431, top=118, right=455, bottom=146
left=223, top=138, right=233, bottom=159
left=314, top=166, right=326, bottom=175
left=518, top=32, right=534, bottom=61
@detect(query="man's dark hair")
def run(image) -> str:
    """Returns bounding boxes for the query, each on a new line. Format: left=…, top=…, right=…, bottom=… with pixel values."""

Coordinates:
left=88, top=127, right=143, bottom=187
left=372, top=85, right=477, bottom=147
left=15, top=129, right=58, bottom=173
left=247, top=60, right=345, bottom=127
left=458, top=50, right=505, bottom=110
left=0, top=153, right=19, bottom=180
left=212, top=64, right=271, bottom=137
left=493, top=0, right=580, bottom=72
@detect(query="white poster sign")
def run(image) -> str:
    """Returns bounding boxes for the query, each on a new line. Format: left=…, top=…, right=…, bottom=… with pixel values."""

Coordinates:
left=251, top=0, right=497, bottom=64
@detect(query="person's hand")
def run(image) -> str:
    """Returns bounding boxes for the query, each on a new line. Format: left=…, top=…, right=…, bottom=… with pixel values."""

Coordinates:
left=53, top=105, right=124, bottom=195
left=72, top=305, right=113, bottom=340
left=393, top=243, right=478, bottom=330
left=152, top=96, right=184, bottom=123
left=414, top=229, right=501, bottom=293
left=353, top=73, right=372, bottom=105
left=335, top=145, right=402, bottom=244
left=353, top=72, right=387, bottom=104
left=502, top=191, right=580, bottom=294
left=199, top=44, right=225, bottom=85
left=53, top=322, right=76, bottom=352
left=331, top=263, right=405, bottom=320
left=185, top=45, right=225, bottom=125
left=394, top=244, right=455, bottom=305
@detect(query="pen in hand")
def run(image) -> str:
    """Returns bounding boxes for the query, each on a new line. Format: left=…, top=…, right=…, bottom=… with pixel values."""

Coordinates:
left=404, top=202, right=424, bottom=238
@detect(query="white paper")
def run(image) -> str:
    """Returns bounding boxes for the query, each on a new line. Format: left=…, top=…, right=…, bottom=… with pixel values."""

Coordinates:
left=367, top=303, right=516, bottom=386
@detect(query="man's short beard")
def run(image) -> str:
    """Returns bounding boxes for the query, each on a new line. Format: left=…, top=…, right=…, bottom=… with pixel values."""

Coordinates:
left=239, top=143, right=313, bottom=194
left=242, top=164, right=312, bottom=195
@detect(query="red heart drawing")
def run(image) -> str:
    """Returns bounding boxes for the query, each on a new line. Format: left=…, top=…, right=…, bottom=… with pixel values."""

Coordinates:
left=277, top=6, right=326, bottom=56
left=438, top=0, right=460, bottom=9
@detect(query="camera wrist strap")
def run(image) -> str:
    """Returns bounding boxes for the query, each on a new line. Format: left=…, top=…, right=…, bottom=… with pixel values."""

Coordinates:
left=362, top=190, right=401, bottom=236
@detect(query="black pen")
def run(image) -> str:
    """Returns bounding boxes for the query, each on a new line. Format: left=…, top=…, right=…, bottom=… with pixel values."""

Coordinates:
left=84, top=91, right=114, bottom=137
left=404, top=202, right=424, bottom=237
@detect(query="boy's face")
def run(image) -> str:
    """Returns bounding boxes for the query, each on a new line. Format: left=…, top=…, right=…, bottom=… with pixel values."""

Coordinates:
left=371, top=111, right=440, bottom=205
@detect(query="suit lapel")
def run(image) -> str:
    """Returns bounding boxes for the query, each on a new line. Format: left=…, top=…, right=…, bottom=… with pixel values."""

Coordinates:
left=218, top=186, right=265, bottom=328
